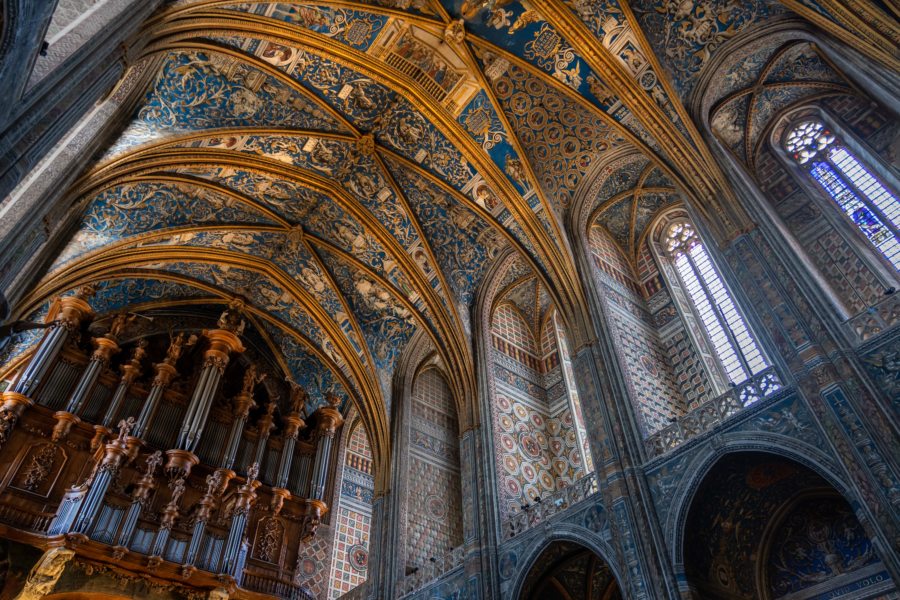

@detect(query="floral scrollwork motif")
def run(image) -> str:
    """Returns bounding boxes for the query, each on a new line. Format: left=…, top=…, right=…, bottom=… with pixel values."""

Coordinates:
left=20, top=443, right=57, bottom=492
left=255, top=517, right=284, bottom=563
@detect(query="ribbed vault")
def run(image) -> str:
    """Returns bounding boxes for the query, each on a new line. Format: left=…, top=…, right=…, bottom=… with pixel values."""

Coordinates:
left=14, top=0, right=772, bottom=491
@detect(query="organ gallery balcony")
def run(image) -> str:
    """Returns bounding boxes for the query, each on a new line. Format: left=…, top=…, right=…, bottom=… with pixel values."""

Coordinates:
left=0, top=298, right=339, bottom=599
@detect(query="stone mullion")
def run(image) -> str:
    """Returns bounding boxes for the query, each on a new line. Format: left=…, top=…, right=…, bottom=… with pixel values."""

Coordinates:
left=570, top=243, right=681, bottom=599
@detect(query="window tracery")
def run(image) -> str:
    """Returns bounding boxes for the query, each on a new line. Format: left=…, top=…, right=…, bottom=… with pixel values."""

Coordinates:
left=785, top=119, right=900, bottom=271
left=663, top=220, right=768, bottom=385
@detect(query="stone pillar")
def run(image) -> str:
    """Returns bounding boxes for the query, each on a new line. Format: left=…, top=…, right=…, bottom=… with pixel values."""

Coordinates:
left=309, top=400, right=343, bottom=502
left=221, top=463, right=261, bottom=580
left=566, top=241, right=682, bottom=598
left=115, top=451, right=162, bottom=550
left=170, top=301, right=245, bottom=477
left=149, top=476, right=186, bottom=560
left=101, top=340, right=147, bottom=428
left=184, top=470, right=228, bottom=571
left=133, top=332, right=187, bottom=438
left=12, top=285, right=95, bottom=397
left=70, top=418, right=134, bottom=536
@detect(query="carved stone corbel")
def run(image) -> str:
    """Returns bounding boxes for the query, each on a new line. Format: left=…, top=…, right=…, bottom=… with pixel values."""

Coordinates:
left=14, top=547, right=75, bottom=600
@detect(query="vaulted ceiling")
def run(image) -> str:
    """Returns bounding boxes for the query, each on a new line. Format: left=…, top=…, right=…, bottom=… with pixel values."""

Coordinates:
left=20, top=0, right=807, bottom=484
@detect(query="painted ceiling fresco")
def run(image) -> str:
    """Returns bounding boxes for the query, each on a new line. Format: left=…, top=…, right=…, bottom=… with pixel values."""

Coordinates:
left=27, top=0, right=810, bottom=464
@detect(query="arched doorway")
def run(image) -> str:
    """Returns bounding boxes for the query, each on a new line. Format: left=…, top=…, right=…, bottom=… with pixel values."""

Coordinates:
left=518, top=541, right=622, bottom=600
left=683, top=452, right=896, bottom=599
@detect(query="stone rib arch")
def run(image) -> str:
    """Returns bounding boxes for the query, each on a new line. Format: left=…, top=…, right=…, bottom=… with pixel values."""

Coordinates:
left=666, top=439, right=864, bottom=569
left=674, top=447, right=897, bottom=599
left=508, top=528, right=624, bottom=600
left=74, top=144, right=474, bottom=412
left=135, top=12, right=595, bottom=345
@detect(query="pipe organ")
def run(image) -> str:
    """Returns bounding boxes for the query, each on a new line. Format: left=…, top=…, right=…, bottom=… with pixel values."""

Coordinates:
left=0, top=295, right=342, bottom=598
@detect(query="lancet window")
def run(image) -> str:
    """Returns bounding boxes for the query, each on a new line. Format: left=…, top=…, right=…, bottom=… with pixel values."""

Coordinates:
left=663, top=220, right=768, bottom=385
left=784, top=119, right=900, bottom=271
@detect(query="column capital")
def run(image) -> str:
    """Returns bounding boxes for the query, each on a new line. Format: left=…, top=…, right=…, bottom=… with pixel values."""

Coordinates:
left=232, top=392, right=256, bottom=420
left=1, top=390, right=33, bottom=413
left=202, top=329, right=245, bottom=373
left=151, top=362, right=178, bottom=388
left=55, top=291, right=95, bottom=331
left=234, top=479, right=262, bottom=515
left=283, top=414, right=305, bottom=440
left=91, top=336, right=120, bottom=364
left=51, top=411, right=80, bottom=442
left=204, top=329, right=245, bottom=354
left=120, top=363, right=141, bottom=385
left=314, top=406, right=344, bottom=438
left=257, top=402, right=276, bottom=437
left=120, top=340, right=147, bottom=384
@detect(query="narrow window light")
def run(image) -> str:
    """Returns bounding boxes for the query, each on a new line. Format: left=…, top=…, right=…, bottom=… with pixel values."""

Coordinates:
left=786, top=119, right=900, bottom=271
left=665, top=221, right=767, bottom=384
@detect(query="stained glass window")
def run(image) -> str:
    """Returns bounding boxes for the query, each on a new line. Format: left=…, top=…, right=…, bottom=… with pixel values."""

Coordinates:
left=665, top=221, right=768, bottom=384
left=786, top=119, right=900, bottom=270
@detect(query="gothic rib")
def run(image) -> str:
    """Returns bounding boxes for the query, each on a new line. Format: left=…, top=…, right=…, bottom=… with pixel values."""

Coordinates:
left=464, top=35, right=690, bottom=206
left=140, top=13, right=594, bottom=344
left=76, top=144, right=475, bottom=417
left=536, top=0, right=745, bottom=240
left=27, top=246, right=392, bottom=484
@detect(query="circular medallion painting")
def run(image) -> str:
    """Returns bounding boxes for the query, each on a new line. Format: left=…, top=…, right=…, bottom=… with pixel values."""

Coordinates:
left=570, top=448, right=582, bottom=465
left=348, top=544, right=368, bottom=571
left=640, top=354, right=659, bottom=376
left=427, top=494, right=448, bottom=519
left=519, top=433, right=541, bottom=459
left=503, top=455, right=519, bottom=475
left=521, top=464, right=537, bottom=483
left=540, top=471, right=555, bottom=490
left=499, top=551, right=518, bottom=580
left=297, top=558, right=318, bottom=580
left=505, top=476, right=521, bottom=497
